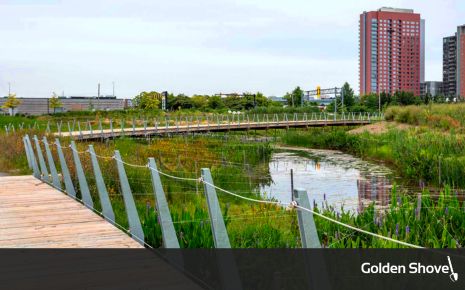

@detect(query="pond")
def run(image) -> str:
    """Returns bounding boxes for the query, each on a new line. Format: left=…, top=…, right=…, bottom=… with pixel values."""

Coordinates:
left=260, top=147, right=410, bottom=212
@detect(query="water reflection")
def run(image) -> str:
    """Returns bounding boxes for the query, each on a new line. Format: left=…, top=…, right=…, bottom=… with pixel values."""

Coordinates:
left=260, top=150, right=398, bottom=212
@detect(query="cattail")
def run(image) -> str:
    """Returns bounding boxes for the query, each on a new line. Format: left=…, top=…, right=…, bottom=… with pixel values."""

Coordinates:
left=406, top=225, right=410, bottom=235
left=395, top=223, right=399, bottom=236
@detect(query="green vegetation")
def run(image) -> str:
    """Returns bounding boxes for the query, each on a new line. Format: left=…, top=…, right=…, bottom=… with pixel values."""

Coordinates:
left=1, top=93, right=22, bottom=115
left=3, top=102, right=465, bottom=248
left=316, top=185, right=465, bottom=248
left=49, top=93, right=63, bottom=113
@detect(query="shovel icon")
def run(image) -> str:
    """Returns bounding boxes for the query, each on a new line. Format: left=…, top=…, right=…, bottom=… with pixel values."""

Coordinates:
left=447, top=256, right=458, bottom=282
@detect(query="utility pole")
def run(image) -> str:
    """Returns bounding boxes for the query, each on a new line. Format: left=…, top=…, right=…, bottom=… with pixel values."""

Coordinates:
left=8, top=82, right=11, bottom=96
left=112, top=82, right=115, bottom=98
left=290, top=169, right=294, bottom=201
left=341, top=87, right=344, bottom=110
left=97, top=83, right=101, bottom=109
left=378, top=92, right=381, bottom=115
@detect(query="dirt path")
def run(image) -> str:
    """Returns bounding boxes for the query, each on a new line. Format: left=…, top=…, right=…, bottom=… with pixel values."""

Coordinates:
left=348, top=121, right=412, bottom=135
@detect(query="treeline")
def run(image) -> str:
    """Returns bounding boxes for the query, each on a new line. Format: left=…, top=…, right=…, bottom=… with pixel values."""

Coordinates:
left=132, top=83, right=456, bottom=113
left=132, top=91, right=281, bottom=112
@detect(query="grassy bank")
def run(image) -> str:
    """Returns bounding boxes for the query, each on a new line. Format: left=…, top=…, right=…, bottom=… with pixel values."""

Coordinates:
left=3, top=103, right=465, bottom=248
left=280, top=124, right=465, bottom=188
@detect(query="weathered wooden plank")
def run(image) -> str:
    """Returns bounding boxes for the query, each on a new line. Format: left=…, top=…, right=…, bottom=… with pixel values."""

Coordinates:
left=0, top=176, right=142, bottom=248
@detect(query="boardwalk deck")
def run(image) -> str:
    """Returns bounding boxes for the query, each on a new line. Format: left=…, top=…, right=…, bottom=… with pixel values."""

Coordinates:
left=56, top=119, right=372, bottom=140
left=0, top=175, right=142, bottom=248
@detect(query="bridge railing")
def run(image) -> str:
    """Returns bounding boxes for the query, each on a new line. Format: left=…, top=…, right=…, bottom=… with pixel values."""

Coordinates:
left=22, top=131, right=423, bottom=251
left=5, top=112, right=384, bottom=137
left=22, top=134, right=321, bottom=249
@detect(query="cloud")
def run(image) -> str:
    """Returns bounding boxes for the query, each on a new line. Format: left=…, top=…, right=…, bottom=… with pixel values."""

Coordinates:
left=0, top=0, right=462, bottom=97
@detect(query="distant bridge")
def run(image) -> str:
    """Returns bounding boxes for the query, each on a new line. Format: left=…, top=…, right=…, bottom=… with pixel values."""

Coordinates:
left=52, top=112, right=381, bottom=140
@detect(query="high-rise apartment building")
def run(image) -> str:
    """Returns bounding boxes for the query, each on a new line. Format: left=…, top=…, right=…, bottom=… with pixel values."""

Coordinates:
left=359, top=7, right=425, bottom=96
left=443, top=36, right=457, bottom=96
left=443, top=25, right=465, bottom=97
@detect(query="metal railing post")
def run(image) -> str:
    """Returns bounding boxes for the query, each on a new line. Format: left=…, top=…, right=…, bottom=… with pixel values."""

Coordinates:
left=57, top=121, right=63, bottom=138
left=114, top=150, right=145, bottom=245
left=99, top=119, right=104, bottom=138
left=293, top=188, right=321, bottom=248
left=26, top=136, right=41, bottom=178
left=55, top=139, right=76, bottom=197
left=23, top=137, right=32, bottom=169
left=88, top=120, right=93, bottom=138
left=33, top=135, right=50, bottom=182
left=201, top=168, right=231, bottom=248
left=43, top=137, right=61, bottom=190
left=88, top=145, right=116, bottom=222
left=78, top=121, right=83, bottom=139
left=70, top=141, right=94, bottom=208
left=67, top=121, right=72, bottom=137
left=148, top=158, right=180, bottom=248
left=110, top=118, right=114, bottom=137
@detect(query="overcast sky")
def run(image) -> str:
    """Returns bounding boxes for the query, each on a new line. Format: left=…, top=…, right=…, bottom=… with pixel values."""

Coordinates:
left=0, top=0, right=463, bottom=98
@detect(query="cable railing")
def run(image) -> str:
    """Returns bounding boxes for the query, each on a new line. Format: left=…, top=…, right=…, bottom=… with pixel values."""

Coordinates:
left=22, top=133, right=421, bottom=250
left=5, top=112, right=385, bottom=138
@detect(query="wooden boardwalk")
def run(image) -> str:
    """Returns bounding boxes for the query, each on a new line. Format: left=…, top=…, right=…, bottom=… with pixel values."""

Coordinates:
left=0, top=175, right=142, bottom=248
left=57, top=119, right=372, bottom=140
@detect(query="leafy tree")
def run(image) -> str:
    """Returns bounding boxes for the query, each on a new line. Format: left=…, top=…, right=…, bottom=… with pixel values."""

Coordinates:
left=284, top=86, right=304, bottom=107
left=360, top=93, right=379, bottom=111
left=49, top=92, right=63, bottom=113
left=224, top=94, right=244, bottom=110
left=341, top=82, right=355, bottom=108
left=191, top=95, right=208, bottom=109
left=2, top=93, right=21, bottom=115
left=133, top=91, right=161, bottom=110
left=169, top=94, right=193, bottom=110
left=207, top=95, right=225, bottom=109
left=393, top=91, right=419, bottom=106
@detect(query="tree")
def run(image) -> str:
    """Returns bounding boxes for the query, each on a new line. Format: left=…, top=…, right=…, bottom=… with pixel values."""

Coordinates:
left=284, top=86, right=304, bottom=107
left=207, top=95, right=225, bottom=109
left=341, top=82, right=355, bottom=108
left=224, top=94, right=243, bottom=110
left=393, top=91, right=419, bottom=106
left=169, top=94, right=193, bottom=110
left=191, top=95, right=208, bottom=109
left=1, top=93, right=21, bottom=116
left=49, top=92, right=63, bottom=113
left=133, top=91, right=161, bottom=110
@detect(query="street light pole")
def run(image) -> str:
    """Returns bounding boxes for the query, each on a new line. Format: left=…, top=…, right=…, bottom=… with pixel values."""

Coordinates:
left=378, top=92, right=381, bottom=115
left=8, top=82, right=11, bottom=96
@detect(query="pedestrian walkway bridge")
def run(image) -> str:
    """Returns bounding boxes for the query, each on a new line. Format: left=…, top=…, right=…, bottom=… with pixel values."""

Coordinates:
left=49, top=112, right=381, bottom=140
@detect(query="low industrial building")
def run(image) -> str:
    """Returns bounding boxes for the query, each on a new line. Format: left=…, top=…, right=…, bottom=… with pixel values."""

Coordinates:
left=0, top=96, right=130, bottom=115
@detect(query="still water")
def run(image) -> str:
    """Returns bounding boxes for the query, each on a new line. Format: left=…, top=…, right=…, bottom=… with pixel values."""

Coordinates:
left=260, top=148, right=404, bottom=212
